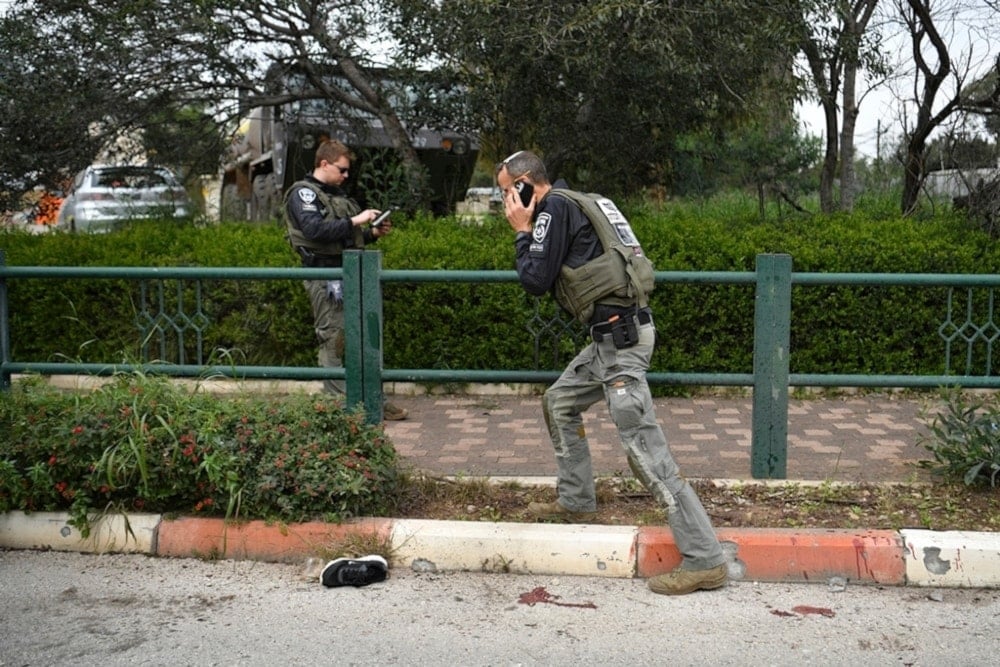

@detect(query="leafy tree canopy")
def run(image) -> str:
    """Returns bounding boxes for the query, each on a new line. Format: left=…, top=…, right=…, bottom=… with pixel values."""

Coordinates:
left=2, top=0, right=819, bottom=210
left=388, top=0, right=806, bottom=195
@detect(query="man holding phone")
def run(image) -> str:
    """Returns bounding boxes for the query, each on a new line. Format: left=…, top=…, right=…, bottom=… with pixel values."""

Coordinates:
left=284, top=139, right=407, bottom=421
left=496, top=150, right=727, bottom=595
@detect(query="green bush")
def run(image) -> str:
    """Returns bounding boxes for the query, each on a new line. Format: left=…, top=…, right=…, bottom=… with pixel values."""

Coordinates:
left=5, top=196, right=1000, bottom=526
left=919, top=391, right=1000, bottom=487
left=0, top=373, right=397, bottom=533
left=4, top=200, right=1000, bottom=379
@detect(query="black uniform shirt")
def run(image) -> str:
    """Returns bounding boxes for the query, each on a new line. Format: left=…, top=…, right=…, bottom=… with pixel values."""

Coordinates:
left=513, top=179, right=603, bottom=298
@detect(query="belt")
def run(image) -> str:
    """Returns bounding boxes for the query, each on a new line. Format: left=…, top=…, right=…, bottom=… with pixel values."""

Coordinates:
left=590, top=308, right=653, bottom=342
left=310, top=255, right=342, bottom=268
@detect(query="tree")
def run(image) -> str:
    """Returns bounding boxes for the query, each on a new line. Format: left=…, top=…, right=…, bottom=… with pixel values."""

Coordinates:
left=727, top=123, right=823, bottom=219
left=2, top=0, right=470, bottom=211
left=143, top=102, right=229, bottom=181
left=388, top=0, right=806, bottom=197
left=0, top=2, right=254, bottom=211
left=3, top=1, right=856, bottom=209
left=795, top=0, right=885, bottom=214
left=893, top=0, right=1000, bottom=215
left=0, top=8, right=134, bottom=207
left=925, top=131, right=997, bottom=170
left=964, top=65, right=1000, bottom=143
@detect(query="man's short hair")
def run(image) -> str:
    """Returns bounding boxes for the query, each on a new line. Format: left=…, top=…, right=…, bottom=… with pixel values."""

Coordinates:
left=314, top=139, right=354, bottom=168
left=496, top=150, right=548, bottom=183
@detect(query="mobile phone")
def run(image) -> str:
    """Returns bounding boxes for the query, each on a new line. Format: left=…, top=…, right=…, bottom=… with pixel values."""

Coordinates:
left=371, top=208, right=393, bottom=228
left=514, top=181, right=534, bottom=207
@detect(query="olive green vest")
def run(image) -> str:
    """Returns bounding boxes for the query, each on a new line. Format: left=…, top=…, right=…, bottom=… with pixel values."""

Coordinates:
left=548, top=189, right=655, bottom=324
left=283, top=180, right=364, bottom=255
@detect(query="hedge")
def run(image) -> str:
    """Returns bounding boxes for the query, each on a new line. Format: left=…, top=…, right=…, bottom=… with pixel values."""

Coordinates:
left=4, top=203, right=1000, bottom=381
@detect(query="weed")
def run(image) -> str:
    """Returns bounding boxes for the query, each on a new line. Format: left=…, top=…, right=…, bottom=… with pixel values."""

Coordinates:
left=320, top=529, right=398, bottom=564
left=482, top=554, right=513, bottom=573
left=918, top=390, right=1000, bottom=486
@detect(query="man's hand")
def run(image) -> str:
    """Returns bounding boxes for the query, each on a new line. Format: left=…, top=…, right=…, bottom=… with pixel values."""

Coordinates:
left=351, top=209, right=381, bottom=227
left=504, top=188, right=535, bottom=234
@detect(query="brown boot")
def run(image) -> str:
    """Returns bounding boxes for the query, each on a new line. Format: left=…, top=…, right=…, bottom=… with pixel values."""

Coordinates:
left=647, top=563, right=728, bottom=595
left=383, top=401, right=408, bottom=421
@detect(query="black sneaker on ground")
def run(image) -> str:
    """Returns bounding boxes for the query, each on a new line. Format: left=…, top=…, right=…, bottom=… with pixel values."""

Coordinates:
left=320, top=555, right=389, bottom=588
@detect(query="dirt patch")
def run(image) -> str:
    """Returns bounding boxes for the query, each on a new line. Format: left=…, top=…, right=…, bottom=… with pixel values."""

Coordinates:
left=393, top=475, right=1000, bottom=532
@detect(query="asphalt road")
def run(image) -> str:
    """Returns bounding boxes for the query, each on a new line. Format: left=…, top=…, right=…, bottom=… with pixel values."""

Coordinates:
left=1, top=549, right=998, bottom=666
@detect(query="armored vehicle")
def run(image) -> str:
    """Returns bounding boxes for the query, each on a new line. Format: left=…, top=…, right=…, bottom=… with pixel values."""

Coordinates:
left=220, top=66, right=478, bottom=221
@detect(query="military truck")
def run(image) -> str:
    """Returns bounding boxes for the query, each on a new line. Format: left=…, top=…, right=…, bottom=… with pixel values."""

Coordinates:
left=220, top=66, right=479, bottom=221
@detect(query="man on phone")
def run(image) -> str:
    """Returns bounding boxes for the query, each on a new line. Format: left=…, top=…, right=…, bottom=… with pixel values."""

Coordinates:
left=284, top=139, right=407, bottom=421
left=496, top=150, right=726, bottom=595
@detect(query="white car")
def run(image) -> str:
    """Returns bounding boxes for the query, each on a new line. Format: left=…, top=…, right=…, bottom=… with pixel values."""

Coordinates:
left=56, top=164, right=193, bottom=233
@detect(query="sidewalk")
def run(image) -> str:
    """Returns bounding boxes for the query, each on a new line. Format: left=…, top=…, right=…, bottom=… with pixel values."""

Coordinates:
left=383, top=392, right=936, bottom=483
left=34, top=375, right=936, bottom=483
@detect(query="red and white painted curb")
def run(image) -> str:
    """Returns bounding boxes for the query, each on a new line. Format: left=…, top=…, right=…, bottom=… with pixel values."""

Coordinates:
left=2, top=511, right=998, bottom=588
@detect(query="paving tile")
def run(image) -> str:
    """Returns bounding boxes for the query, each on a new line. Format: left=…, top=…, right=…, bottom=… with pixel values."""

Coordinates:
left=382, top=393, right=937, bottom=483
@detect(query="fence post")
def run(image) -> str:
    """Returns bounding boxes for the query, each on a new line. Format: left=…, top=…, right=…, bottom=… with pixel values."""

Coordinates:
left=0, top=249, right=9, bottom=391
left=360, top=251, right=384, bottom=423
left=751, top=253, right=792, bottom=478
left=342, top=251, right=365, bottom=412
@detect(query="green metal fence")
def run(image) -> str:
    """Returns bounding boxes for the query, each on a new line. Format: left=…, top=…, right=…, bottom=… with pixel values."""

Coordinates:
left=4, top=250, right=1000, bottom=479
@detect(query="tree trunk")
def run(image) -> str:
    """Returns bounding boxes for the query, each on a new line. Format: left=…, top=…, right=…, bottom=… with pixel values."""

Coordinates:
left=839, top=64, right=858, bottom=212
left=901, top=143, right=926, bottom=216
left=899, top=0, right=957, bottom=215
left=819, top=102, right=839, bottom=214
left=800, top=32, right=839, bottom=215
left=837, top=0, right=878, bottom=212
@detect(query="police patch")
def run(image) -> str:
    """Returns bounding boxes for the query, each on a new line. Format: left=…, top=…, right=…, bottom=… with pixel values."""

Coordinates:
left=532, top=212, right=551, bottom=243
left=297, top=188, right=317, bottom=204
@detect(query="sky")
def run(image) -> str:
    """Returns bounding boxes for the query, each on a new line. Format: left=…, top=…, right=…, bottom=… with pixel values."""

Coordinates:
left=797, top=90, right=900, bottom=159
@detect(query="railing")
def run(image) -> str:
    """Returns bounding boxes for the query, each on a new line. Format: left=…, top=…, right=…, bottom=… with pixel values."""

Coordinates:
left=4, top=250, right=1000, bottom=479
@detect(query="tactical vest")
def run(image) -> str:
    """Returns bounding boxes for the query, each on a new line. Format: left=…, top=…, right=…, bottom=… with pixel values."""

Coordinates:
left=548, top=189, right=656, bottom=324
left=283, top=179, right=364, bottom=255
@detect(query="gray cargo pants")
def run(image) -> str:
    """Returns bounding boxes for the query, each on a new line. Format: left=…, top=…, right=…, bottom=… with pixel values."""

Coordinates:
left=304, top=279, right=345, bottom=396
left=542, top=317, right=725, bottom=571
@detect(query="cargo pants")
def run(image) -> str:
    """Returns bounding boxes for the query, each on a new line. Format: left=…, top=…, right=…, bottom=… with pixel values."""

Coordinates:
left=304, top=279, right=346, bottom=396
left=542, top=316, right=725, bottom=571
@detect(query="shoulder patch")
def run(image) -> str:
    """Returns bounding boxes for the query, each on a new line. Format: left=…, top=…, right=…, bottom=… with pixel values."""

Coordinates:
left=297, top=188, right=317, bottom=204
left=532, top=212, right=551, bottom=243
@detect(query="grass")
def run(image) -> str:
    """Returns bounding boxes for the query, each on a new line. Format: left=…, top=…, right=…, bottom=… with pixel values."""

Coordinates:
left=386, top=471, right=1000, bottom=533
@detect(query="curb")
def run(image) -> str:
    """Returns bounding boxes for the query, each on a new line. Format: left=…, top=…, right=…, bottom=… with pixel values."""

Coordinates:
left=2, top=511, right=999, bottom=588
